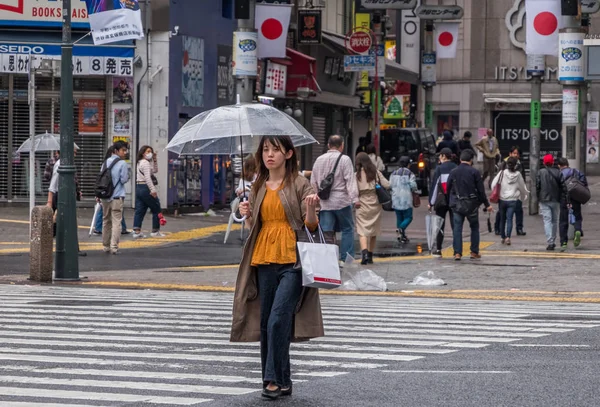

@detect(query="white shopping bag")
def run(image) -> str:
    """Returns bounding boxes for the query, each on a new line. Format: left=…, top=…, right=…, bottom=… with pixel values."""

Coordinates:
left=297, top=226, right=341, bottom=289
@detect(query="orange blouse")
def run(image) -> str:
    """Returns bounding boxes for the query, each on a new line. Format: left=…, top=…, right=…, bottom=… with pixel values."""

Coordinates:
left=251, top=187, right=297, bottom=266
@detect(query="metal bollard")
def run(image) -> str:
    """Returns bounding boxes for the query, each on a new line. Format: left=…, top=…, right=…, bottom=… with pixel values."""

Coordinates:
left=30, top=205, right=54, bottom=283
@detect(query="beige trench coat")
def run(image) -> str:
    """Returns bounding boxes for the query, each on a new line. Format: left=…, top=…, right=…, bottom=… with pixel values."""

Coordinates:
left=230, top=175, right=325, bottom=343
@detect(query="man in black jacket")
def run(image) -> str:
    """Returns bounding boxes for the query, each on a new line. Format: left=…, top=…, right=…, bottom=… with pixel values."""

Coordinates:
left=536, top=154, right=567, bottom=251
left=447, top=149, right=493, bottom=261
left=428, top=148, right=457, bottom=257
left=457, top=131, right=475, bottom=153
left=436, top=130, right=459, bottom=157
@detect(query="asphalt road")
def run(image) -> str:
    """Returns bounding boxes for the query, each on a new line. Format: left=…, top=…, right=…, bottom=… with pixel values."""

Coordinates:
left=0, top=285, right=598, bottom=406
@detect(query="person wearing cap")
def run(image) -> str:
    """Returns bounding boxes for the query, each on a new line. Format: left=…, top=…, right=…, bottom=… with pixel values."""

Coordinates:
left=428, top=147, right=458, bottom=257
left=390, top=156, right=418, bottom=243
left=536, top=154, right=567, bottom=251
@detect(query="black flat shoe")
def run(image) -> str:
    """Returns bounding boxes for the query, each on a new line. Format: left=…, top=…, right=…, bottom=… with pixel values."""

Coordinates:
left=261, top=386, right=281, bottom=400
left=281, top=384, right=293, bottom=396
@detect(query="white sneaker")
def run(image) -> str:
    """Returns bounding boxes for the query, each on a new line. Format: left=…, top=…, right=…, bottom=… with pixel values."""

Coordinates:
left=132, top=232, right=145, bottom=239
left=151, top=231, right=166, bottom=237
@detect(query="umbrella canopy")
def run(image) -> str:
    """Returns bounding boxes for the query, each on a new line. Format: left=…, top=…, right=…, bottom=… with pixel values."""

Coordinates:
left=166, top=103, right=317, bottom=156
left=16, top=132, right=80, bottom=153
left=425, top=213, right=445, bottom=253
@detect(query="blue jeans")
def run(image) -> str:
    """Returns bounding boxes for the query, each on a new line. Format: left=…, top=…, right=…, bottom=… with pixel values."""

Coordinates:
left=134, top=184, right=162, bottom=231
left=540, top=201, right=560, bottom=245
left=499, top=200, right=518, bottom=239
left=452, top=211, right=480, bottom=256
left=95, top=205, right=127, bottom=233
left=257, top=264, right=303, bottom=388
left=319, top=206, right=354, bottom=261
left=394, top=208, right=413, bottom=231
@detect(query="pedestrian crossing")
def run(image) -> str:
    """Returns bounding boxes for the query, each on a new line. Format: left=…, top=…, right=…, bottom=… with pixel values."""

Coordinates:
left=0, top=286, right=598, bottom=406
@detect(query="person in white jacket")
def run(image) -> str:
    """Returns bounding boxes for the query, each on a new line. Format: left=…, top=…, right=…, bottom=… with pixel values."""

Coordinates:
left=491, top=156, right=529, bottom=245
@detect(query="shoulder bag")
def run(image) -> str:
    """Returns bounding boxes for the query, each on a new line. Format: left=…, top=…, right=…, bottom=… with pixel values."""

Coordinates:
left=489, top=170, right=504, bottom=204
left=317, top=153, right=343, bottom=200
left=375, top=173, right=393, bottom=211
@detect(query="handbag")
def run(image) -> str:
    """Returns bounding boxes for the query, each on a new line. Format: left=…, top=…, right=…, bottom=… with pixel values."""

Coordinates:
left=433, top=177, right=447, bottom=211
left=317, top=153, right=343, bottom=200
left=452, top=193, right=480, bottom=216
left=375, top=174, right=393, bottom=211
left=296, top=226, right=341, bottom=289
left=489, top=170, right=504, bottom=204
left=412, top=192, right=421, bottom=208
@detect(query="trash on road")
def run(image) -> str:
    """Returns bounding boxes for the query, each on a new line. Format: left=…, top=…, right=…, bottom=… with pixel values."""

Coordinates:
left=338, top=254, right=388, bottom=291
left=407, top=271, right=446, bottom=286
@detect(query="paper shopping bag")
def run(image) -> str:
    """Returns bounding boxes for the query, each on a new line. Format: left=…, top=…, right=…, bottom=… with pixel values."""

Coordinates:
left=297, top=226, right=341, bottom=289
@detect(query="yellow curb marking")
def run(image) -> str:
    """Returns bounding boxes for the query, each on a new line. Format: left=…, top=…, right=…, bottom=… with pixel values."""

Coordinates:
left=441, top=242, right=495, bottom=258
left=75, top=281, right=600, bottom=303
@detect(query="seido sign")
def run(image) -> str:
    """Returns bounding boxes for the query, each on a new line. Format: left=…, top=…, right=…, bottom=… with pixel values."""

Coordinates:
left=0, top=45, right=44, bottom=54
left=360, top=0, right=417, bottom=9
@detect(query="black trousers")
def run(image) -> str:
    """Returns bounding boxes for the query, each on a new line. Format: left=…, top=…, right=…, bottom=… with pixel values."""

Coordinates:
left=559, top=199, right=583, bottom=245
left=434, top=205, right=453, bottom=251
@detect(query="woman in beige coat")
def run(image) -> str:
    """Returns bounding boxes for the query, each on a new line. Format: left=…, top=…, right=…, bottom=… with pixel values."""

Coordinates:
left=233, top=135, right=324, bottom=400
left=355, top=152, right=390, bottom=265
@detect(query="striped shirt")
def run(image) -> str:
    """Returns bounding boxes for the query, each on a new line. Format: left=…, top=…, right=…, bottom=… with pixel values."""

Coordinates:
left=310, top=150, right=358, bottom=211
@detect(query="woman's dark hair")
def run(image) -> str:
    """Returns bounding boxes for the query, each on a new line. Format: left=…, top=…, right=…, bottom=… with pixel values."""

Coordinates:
left=137, top=145, right=154, bottom=162
left=253, top=136, right=298, bottom=193
left=506, top=156, right=518, bottom=172
left=104, top=146, right=114, bottom=160
left=355, top=152, right=377, bottom=183
left=365, top=144, right=377, bottom=155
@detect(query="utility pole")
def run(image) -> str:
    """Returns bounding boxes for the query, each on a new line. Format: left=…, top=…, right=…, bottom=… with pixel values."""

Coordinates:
left=372, top=12, right=383, bottom=154
left=28, top=56, right=36, bottom=218
left=235, top=0, right=256, bottom=105
left=528, top=54, right=544, bottom=215
left=423, top=21, right=434, bottom=131
left=55, top=0, right=79, bottom=280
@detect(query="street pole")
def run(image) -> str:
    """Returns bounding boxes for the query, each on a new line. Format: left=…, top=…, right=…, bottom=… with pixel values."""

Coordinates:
left=235, top=0, right=256, bottom=105
left=529, top=63, right=542, bottom=215
left=28, top=57, right=36, bottom=219
left=55, top=0, right=79, bottom=280
left=424, top=21, right=433, bottom=132
left=372, top=12, right=383, bottom=155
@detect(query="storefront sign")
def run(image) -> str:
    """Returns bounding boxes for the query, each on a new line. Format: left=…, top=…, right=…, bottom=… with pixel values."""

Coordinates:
left=421, top=52, right=436, bottom=85
left=384, top=95, right=410, bottom=119
left=582, top=0, right=600, bottom=14
left=559, top=32, right=585, bottom=82
left=264, top=61, right=287, bottom=98
left=494, top=112, right=562, bottom=168
left=415, top=5, right=464, bottom=20
left=181, top=36, right=204, bottom=108
left=232, top=31, right=258, bottom=77
left=587, top=111, right=599, bottom=163
left=298, top=9, right=321, bottom=45
left=217, top=45, right=235, bottom=107
left=344, top=55, right=375, bottom=72
left=0, top=0, right=89, bottom=28
left=562, top=89, right=580, bottom=124
left=360, top=0, right=417, bottom=9
left=494, top=65, right=557, bottom=81
left=78, top=99, right=104, bottom=133
left=400, top=0, right=420, bottom=74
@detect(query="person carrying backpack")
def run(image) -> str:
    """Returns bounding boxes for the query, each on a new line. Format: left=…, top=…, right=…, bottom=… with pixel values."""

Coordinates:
left=557, top=157, right=589, bottom=250
left=96, top=141, right=130, bottom=254
left=428, top=148, right=457, bottom=257
left=390, top=156, right=418, bottom=244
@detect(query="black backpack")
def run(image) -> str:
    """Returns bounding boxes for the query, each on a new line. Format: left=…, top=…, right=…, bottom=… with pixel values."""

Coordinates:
left=317, top=153, right=344, bottom=200
left=95, top=158, right=122, bottom=199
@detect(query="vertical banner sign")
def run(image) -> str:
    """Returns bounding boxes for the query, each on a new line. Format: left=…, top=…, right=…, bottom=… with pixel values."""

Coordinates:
left=425, top=103, right=433, bottom=127
left=85, top=0, right=144, bottom=45
left=587, top=111, right=599, bottom=164
left=558, top=32, right=585, bottom=82
left=264, top=61, right=287, bottom=98
left=217, top=45, right=235, bottom=106
left=400, top=0, right=420, bottom=73
left=355, top=13, right=371, bottom=89
left=232, top=32, right=258, bottom=77
left=421, top=52, right=436, bottom=84
left=562, top=88, right=580, bottom=124
left=530, top=100, right=541, bottom=129
left=298, top=9, right=322, bottom=45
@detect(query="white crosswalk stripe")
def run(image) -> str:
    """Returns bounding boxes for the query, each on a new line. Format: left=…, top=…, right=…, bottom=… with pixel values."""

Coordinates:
left=0, top=285, right=597, bottom=406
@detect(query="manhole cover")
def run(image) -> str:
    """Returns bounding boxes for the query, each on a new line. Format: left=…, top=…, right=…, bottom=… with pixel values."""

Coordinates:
left=30, top=300, right=130, bottom=307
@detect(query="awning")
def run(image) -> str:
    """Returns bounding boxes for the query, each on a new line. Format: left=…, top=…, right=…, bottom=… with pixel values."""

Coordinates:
left=322, top=30, right=418, bottom=85
left=309, top=91, right=360, bottom=109
left=484, top=93, right=563, bottom=104
left=270, top=48, right=321, bottom=96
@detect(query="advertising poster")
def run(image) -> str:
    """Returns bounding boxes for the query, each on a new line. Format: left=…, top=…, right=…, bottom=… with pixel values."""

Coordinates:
left=113, top=107, right=132, bottom=135
left=298, top=9, right=322, bottom=44
left=112, top=77, right=134, bottom=103
left=112, top=135, right=131, bottom=162
left=558, top=32, right=584, bottom=82
left=562, top=88, right=579, bottom=124
left=78, top=99, right=104, bottom=133
left=217, top=45, right=235, bottom=106
left=182, top=36, right=205, bottom=107
left=233, top=31, right=258, bottom=77
left=587, top=111, right=599, bottom=164
left=383, top=95, right=410, bottom=119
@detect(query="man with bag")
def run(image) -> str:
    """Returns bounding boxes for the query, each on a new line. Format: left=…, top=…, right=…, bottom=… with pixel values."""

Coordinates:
left=446, top=149, right=493, bottom=261
left=428, top=148, right=457, bottom=257
left=536, top=154, right=567, bottom=251
left=557, top=157, right=589, bottom=250
left=311, top=135, right=358, bottom=263
left=96, top=141, right=130, bottom=254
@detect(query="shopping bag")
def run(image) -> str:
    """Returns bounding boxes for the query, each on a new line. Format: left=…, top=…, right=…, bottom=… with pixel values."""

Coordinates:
left=297, top=226, right=341, bottom=289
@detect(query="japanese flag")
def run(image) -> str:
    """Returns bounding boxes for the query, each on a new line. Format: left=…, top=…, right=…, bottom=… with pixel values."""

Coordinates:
left=435, top=22, right=459, bottom=59
left=526, top=0, right=562, bottom=55
left=255, top=4, right=292, bottom=59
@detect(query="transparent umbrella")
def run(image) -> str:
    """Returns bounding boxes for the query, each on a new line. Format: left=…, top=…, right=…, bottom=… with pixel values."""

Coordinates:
left=425, top=213, right=445, bottom=254
left=166, top=102, right=317, bottom=156
left=16, top=132, right=79, bottom=153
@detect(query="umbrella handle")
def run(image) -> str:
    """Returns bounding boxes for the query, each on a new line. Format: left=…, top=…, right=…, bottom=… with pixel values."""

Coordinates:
left=232, top=197, right=248, bottom=223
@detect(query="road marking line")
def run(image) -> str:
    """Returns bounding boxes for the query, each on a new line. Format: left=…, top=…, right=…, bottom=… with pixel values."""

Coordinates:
left=382, top=370, right=512, bottom=374
left=509, top=344, right=590, bottom=348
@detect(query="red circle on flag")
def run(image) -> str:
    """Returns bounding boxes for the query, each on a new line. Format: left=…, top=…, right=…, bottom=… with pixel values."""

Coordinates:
left=261, top=18, right=283, bottom=40
left=533, top=12, right=558, bottom=36
left=439, top=32, right=454, bottom=47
